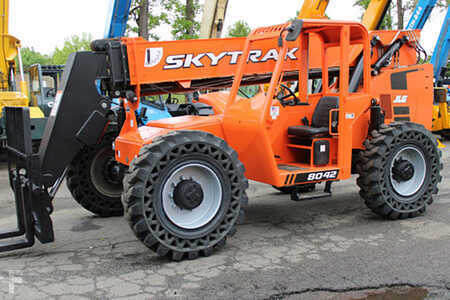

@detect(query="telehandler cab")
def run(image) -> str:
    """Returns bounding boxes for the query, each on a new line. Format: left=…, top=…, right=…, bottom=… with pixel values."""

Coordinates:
left=0, top=19, right=441, bottom=261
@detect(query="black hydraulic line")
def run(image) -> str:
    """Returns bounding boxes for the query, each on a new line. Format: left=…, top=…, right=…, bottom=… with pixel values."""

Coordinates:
left=349, top=35, right=409, bottom=92
left=371, top=36, right=409, bottom=76
left=348, top=55, right=365, bottom=93
left=348, top=0, right=392, bottom=93
left=349, top=36, right=380, bottom=93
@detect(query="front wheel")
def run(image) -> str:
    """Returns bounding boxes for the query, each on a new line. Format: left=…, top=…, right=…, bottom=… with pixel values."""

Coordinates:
left=357, top=122, right=442, bottom=219
left=122, top=131, right=248, bottom=261
left=66, top=132, right=125, bottom=217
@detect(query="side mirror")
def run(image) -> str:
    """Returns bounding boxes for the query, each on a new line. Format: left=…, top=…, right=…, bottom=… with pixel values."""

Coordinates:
left=286, top=20, right=303, bottom=42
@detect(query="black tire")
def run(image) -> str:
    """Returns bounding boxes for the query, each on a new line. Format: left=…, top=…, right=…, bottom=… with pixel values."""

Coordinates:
left=272, top=184, right=316, bottom=194
left=357, top=122, right=442, bottom=219
left=66, top=132, right=124, bottom=217
left=122, top=130, right=248, bottom=261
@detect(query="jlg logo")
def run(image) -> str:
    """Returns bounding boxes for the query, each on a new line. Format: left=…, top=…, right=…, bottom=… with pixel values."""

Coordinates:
left=393, top=95, right=408, bottom=104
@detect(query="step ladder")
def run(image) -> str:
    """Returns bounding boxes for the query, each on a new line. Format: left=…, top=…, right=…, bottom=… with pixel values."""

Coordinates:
left=291, top=181, right=333, bottom=202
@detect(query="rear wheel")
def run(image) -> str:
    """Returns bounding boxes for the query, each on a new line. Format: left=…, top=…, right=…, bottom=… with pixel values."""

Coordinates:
left=66, top=132, right=125, bottom=217
left=123, top=130, right=248, bottom=261
left=357, top=122, right=442, bottom=219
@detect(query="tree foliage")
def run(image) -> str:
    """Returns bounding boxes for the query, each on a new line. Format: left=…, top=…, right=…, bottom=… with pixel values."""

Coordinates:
left=17, top=34, right=92, bottom=68
left=21, top=47, right=51, bottom=69
left=169, top=0, right=200, bottom=40
left=51, top=33, right=92, bottom=65
left=227, top=20, right=251, bottom=37
left=128, top=0, right=170, bottom=40
left=128, top=0, right=200, bottom=40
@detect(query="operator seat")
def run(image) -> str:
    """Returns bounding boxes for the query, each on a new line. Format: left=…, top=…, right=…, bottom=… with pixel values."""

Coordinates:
left=288, top=96, right=338, bottom=139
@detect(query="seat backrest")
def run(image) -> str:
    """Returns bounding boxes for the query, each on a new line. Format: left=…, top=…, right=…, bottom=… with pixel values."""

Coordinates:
left=311, top=96, right=339, bottom=128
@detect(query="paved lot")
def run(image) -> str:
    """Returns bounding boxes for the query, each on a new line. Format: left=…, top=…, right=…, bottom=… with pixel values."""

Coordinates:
left=0, top=140, right=448, bottom=299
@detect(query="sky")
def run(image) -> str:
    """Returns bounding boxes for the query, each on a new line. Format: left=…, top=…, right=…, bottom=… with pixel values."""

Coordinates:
left=9, top=0, right=447, bottom=56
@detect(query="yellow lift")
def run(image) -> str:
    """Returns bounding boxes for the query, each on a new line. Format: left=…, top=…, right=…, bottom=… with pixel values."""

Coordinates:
left=298, top=0, right=392, bottom=30
left=0, top=0, right=43, bottom=120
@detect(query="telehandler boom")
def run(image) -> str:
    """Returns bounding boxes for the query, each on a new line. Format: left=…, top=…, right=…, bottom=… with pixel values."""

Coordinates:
left=0, top=18, right=441, bottom=260
left=297, top=0, right=329, bottom=19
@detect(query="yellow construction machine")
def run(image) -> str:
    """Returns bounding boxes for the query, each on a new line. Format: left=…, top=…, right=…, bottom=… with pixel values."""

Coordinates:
left=0, top=0, right=46, bottom=146
left=298, top=0, right=392, bottom=29
left=0, top=0, right=30, bottom=111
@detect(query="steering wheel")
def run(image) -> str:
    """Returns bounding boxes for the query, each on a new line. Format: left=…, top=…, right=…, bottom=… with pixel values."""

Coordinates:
left=277, top=84, right=299, bottom=106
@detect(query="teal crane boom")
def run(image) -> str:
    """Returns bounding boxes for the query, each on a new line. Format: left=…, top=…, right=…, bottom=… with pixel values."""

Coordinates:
left=430, top=8, right=450, bottom=85
left=406, top=0, right=437, bottom=30
left=104, top=0, right=132, bottom=38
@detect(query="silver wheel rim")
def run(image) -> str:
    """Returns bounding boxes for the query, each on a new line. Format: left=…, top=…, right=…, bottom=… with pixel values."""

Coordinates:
left=90, top=148, right=123, bottom=198
left=162, top=163, right=222, bottom=229
left=390, top=146, right=426, bottom=197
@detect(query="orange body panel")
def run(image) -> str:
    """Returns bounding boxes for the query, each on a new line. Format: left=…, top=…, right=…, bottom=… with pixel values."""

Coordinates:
left=122, top=28, right=421, bottom=94
left=197, top=91, right=231, bottom=115
left=115, top=20, right=433, bottom=188
left=115, top=115, right=225, bottom=165
left=370, top=64, right=434, bottom=130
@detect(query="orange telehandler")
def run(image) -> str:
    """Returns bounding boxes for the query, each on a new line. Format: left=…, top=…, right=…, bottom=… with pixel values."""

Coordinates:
left=58, top=0, right=396, bottom=219
left=0, top=15, right=441, bottom=261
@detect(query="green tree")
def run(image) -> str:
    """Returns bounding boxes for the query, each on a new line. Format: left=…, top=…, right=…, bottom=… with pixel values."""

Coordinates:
left=20, top=47, right=51, bottom=69
left=397, top=0, right=405, bottom=29
left=227, top=20, right=251, bottom=37
left=128, top=0, right=201, bottom=41
left=128, top=0, right=171, bottom=40
left=169, top=0, right=201, bottom=40
left=51, top=33, right=92, bottom=65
